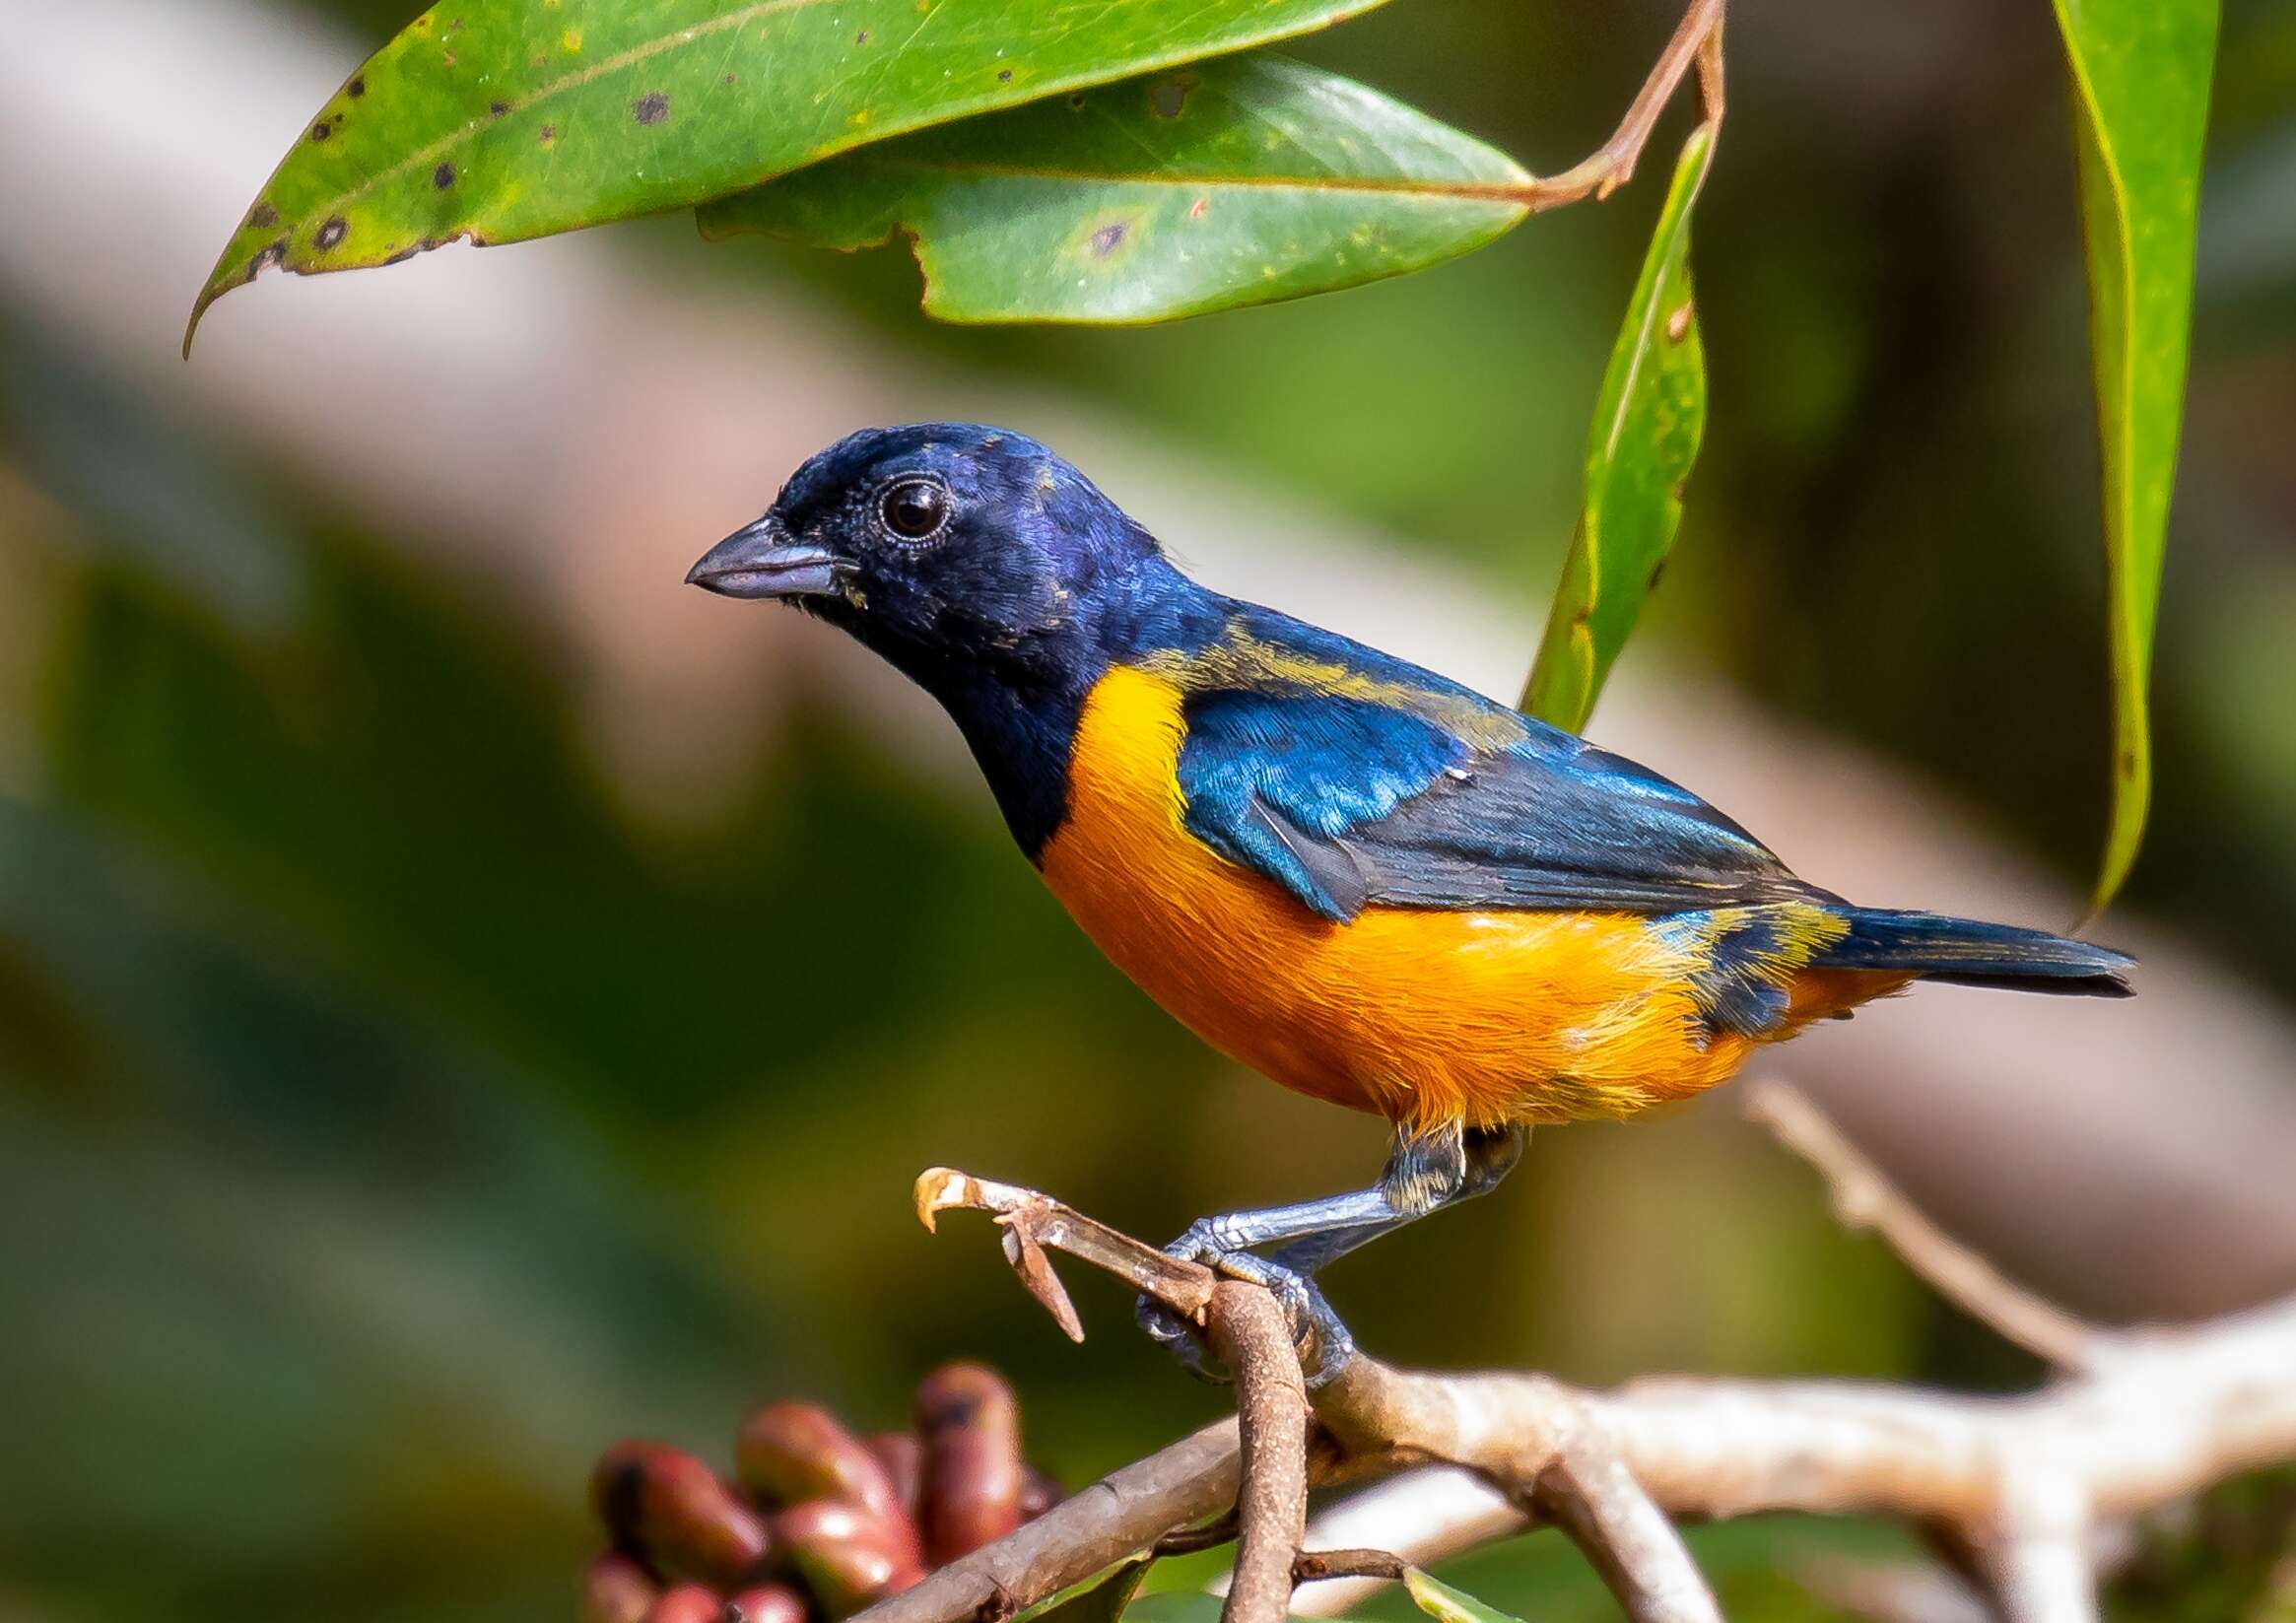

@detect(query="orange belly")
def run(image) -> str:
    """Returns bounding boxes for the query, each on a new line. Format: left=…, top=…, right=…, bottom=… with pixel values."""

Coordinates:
left=1037, top=666, right=1850, bottom=1133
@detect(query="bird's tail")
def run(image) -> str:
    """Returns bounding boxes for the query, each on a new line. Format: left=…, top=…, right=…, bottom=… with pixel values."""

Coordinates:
left=1812, top=907, right=2134, bottom=997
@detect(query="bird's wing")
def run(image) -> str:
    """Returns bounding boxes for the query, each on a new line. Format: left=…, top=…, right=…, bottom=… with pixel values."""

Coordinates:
left=1174, top=681, right=1806, bottom=925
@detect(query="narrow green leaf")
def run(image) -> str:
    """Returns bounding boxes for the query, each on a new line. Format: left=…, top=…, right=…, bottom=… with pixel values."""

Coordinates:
left=186, top=0, right=1397, bottom=352
left=1404, top=1566, right=1534, bottom=1623
left=1519, top=124, right=1712, bottom=734
left=2051, top=0, right=2219, bottom=913
left=701, top=56, right=1529, bottom=323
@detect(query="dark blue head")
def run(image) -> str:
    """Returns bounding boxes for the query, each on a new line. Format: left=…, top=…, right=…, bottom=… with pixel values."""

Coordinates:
left=688, top=424, right=1170, bottom=688
left=689, top=424, right=1208, bottom=853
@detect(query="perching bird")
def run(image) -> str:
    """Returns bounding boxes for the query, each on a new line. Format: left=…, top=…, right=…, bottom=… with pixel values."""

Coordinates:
left=688, top=423, right=2131, bottom=1381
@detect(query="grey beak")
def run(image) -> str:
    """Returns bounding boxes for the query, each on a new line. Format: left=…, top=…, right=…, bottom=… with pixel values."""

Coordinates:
left=686, top=517, right=845, bottom=600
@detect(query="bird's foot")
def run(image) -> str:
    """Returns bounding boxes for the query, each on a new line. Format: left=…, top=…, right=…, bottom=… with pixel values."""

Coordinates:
left=1135, top=1223, right=1356, bottom=1388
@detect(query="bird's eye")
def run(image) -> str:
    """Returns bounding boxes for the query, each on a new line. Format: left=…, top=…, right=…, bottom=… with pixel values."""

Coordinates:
left=878, top=477, right=950, bottom=542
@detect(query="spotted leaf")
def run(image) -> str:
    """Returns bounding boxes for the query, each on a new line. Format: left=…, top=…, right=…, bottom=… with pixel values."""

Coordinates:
left=700, top=55, right=1530, bottom=322
left=187, top=0, right=1400, bottom=351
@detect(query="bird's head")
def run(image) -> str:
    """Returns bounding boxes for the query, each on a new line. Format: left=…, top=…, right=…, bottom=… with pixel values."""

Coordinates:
left=687, top=424, right=1165, bottom=685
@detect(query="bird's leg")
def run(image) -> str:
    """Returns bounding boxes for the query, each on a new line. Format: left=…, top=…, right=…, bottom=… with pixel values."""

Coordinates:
left=1271, top=1123, right=1528, bottom=1275
left=1137, top=1123, right=1528, bottom=1386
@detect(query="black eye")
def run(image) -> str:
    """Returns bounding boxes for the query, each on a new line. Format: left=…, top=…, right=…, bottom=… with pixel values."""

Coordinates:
left=879, top=477, right=949, bottom=542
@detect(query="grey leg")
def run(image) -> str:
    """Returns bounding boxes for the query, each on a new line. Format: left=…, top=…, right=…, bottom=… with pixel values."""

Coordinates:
left=1271, top=1124, right=1527, bottom=1275
left=1138, top=1123, right=1529, bottom=1386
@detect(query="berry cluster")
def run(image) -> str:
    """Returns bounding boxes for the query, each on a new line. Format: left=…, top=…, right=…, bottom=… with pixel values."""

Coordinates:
left=585, top=1365, right=1063, bottom=1623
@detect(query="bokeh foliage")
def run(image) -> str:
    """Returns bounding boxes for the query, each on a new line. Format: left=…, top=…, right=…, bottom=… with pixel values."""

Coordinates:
left=195, top=0, right=2220, bottom=907
left=1, top=0, right=2288, bottom=1619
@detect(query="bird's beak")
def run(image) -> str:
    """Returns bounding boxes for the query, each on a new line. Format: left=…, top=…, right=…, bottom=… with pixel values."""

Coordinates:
left=685, top=517, right=846, bottom=600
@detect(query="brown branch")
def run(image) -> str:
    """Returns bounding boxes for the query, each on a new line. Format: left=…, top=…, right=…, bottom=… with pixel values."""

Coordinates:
left=1291, top=1549, right=1409, bottom=1586
left=1694, top=3, right=1726, bottom=128
left=1526, top=1445, right=1722, bottom=1623
left=915, top=1169, right=1215, bottom=1340
left=1741, top=1080, right=2105, bottom=1372
left=850, top=1420, right=1240, bottom=1623
left=1152, top=1510, right=1241, bottom=1558
left=1285, top=1469, right=1517, bottom=1617
left=896, top=1089, right=2296, bottom=1623
left=1511, top=0, right=1724, bottom=212
left=1207, top=1281, right=1310, bottom=1623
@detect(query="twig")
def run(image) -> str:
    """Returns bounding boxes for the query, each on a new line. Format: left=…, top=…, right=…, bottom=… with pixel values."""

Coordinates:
left=1741, top=1080, right=2105, bottom=1372
left=915, top=1168, right=1216, bottom=1338
left=1207, top=1282, right=1310, bottom=1623
left=1152, top=1510, right=1242, bottom=1558
left=1694, top=4, right=1726, bottom=128
left=1526, top=1446, right=1722, bottom=1623
left=1527, top=0, right=1724, bottom=208
left=1307, top=0, right=1723, bottom=214
left=1977, top=1474, right=2098, bottom=1623
left=1284, top=1470, right=1518, bottom=1617
left=899, top=1110, right=2296, bottom=1623
left=850, top=1421, right=1241, bottom=1623
left=1292, top=1550, right=1409, bottom=1586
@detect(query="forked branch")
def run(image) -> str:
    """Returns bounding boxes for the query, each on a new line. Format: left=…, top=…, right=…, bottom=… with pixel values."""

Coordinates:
left=892, top=1083, right=2296, bottom=1623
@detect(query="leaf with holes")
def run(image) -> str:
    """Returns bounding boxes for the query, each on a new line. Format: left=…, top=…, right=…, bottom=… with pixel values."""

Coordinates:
left=187, top=0, right=1400, bottom=352
left=701, top=55, right=1530, bottom=322
left=2052, top=0, right=2218, bottom=913
left=1520, top=124, right=1712, bottom=735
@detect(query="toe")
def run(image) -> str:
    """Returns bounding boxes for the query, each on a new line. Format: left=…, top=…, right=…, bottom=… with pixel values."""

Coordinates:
left=1135, top=1292, right=1231, bottom=1384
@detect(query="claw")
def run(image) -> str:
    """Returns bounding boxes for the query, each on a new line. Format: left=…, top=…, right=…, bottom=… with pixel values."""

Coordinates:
left=1137, top=1292, right=1231, bottom=1384
left=1134, top=1229, right=1360, bottom=1387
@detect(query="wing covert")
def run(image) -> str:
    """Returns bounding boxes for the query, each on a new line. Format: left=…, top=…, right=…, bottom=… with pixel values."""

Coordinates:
left=1175, top=686, right=1801, bottom=923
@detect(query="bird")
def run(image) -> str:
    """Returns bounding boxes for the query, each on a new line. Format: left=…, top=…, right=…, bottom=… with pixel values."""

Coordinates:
left=686, top=423, right=2132, bottom=1382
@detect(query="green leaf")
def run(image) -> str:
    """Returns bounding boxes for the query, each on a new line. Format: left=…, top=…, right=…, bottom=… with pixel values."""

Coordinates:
left=1116, top=1595, right=1224, bottom=1623
left=1404, top=1566, right=1534, bottom=1623
left=1011, top=1558, right=1154, bottom=1623
left=701, top=55, right=1530, bottom=323
left=186, top=0, right=1398, bottom=352
left=1519, top=123, right=1712, bottom=734
left=2051, top=0, right=2219, bottom=913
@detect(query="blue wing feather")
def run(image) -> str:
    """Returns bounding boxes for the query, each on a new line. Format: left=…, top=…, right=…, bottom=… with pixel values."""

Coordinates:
left=1169, top=611, right=1805, bottom=925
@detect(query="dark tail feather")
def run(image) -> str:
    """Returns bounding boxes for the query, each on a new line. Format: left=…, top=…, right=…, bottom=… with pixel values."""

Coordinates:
left=1815, top=908, right=2134, bottom=998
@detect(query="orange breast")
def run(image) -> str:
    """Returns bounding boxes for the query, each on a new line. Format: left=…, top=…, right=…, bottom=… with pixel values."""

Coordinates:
left=1036, top=666, right=1773, bottom=1133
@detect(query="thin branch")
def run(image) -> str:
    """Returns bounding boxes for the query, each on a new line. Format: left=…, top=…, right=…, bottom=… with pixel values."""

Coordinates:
left=1152, top=1510, right=1242, bottom=1559
left=900, top=1122, right=2296, bottom=1623
left=1526, top=1445, right=1722, bottom=1623
left=1519, top=0, right=1723, bottom=210
left=1694, top=3, right=1726, bottom=127
left=1976, top=1475, right=2099, bottom=1623
left=849, top=1421, right=1241, bottom=1623
left=1208, top=1282, right=1310, bottom=1623
left=1292, top=1550, right=1409, bottom=1586
left=1187, top=0, right=1719, bottom=216
left=1286, top=1470, right=1519, bottom=1618
left=915, top=1168, right=1216, bottom=1337
left=1741, top=1080, right=2106, bottom=1372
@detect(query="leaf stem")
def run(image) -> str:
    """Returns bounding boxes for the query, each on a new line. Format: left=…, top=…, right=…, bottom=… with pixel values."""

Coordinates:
left=1517, top=0, right=1723, bottom=211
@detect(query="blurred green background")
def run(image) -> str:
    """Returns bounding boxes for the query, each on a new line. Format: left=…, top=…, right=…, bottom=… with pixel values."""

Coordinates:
left=2, top=0, right=2292, bottom=1618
